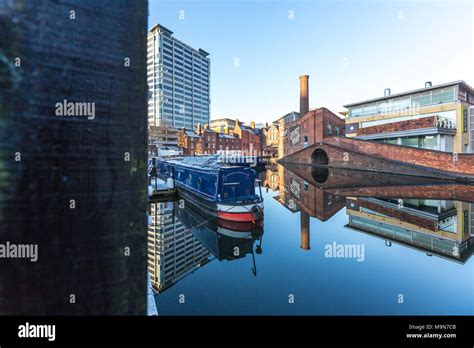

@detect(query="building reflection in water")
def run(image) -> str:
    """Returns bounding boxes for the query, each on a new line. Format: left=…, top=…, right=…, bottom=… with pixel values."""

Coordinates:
left=263, top=164, right=473, bottom=263
left=346, top=198, right=472, bottom=262
left=148, top=199, right=264, bottom=293
left=148, top=201, right=211, bottom=294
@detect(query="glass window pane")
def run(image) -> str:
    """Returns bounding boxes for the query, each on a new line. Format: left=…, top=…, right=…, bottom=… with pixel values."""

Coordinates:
left=421, top=135, right=438, bottom=150
left=412, top=92, right=431, bottom=107
left=401, top=136, right=420, bottom=148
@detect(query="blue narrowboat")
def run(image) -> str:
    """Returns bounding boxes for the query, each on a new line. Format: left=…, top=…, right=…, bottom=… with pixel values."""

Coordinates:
left=154, top=155, right=264, bottom=223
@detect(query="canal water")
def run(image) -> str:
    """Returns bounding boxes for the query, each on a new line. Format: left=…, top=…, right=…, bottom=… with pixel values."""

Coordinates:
left=149, top=165, right=474, bottom=315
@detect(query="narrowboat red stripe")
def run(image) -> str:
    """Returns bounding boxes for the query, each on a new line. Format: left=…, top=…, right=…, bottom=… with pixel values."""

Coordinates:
left=217, top=211, right=256, bottom=222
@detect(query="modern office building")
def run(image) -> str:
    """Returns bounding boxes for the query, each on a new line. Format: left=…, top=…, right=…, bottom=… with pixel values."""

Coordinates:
left=344, top=81, right=474, bottom=153
left=148, top=201, right=211, bottom=293
left=147, top=24, right=210, bottom=131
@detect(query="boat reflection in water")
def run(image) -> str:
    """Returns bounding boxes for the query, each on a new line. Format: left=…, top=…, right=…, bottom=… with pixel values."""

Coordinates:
left=269, top=163, right=474, bottom=263
left=148, top=197, right=264, bottom=294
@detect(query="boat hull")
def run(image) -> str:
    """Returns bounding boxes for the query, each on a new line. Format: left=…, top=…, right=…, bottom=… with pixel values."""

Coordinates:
left=177, top=186, right=264, bottom=224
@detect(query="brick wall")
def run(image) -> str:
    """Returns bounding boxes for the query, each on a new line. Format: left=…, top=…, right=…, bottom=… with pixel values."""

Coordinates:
left=325, top=137, right=474, bottom=176
left=357, top=116, right=437, bottom=136
left=281, top=136, right=474, bottom=179
left=281, top=139, right=453, bottom=178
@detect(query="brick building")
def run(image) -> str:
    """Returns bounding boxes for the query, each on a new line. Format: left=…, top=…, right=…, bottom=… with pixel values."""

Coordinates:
left=178, top=121, right=259, bottom=156
left=277, top=76, right=345, bottom=159
left=178, top=124, right=240, bottom=155
left=233, top=120, right=262, bottom=156
left=278, top=107, right=345, bottom=158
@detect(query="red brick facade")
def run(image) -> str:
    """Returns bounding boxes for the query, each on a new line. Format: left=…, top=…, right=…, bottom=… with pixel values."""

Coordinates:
left=356, top=116, right=438, bottom=136
left=233, top=123, right=262, bottom=156
left=178, top=128, right=240, bottom=155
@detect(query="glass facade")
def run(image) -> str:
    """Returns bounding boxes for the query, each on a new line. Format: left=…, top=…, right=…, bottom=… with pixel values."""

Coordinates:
left=399, top=135, right=438, bottom=149
left=400, top=136, right=420, bottom=147
left=348, top=86, right=458, bottom=118
left=147, top=27, right=210, bottom=130
left=421, top=135, right=438, bottom=150
left=375, top=135, right=440, bottom=150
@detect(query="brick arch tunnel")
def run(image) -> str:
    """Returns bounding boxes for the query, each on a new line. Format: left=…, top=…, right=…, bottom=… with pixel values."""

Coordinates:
left=311, top=148, right=329, bottom=165
left=311, top=148, right=329, bottom=183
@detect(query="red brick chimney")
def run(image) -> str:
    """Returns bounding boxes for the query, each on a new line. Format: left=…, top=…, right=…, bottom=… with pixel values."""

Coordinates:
left=299, top=76, right=311, bottom=252
left=300, top=75, right=309, bottom=117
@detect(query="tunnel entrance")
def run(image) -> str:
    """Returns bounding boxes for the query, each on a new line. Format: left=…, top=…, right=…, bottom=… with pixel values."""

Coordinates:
left=311, top=148, right=329, bottom=165
left=311, top=148, right=329, bottom=183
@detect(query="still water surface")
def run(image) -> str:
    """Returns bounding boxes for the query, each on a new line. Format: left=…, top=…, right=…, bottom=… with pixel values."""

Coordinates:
left=149, top=165, right=474, bottom=315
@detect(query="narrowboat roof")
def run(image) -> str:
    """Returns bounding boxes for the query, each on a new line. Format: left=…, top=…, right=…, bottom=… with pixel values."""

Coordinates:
left=162, top=155, right=243, bottom=169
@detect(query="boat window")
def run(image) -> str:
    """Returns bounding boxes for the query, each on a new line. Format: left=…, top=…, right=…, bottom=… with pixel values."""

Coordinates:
left=197, top=177, right=202, bottom=186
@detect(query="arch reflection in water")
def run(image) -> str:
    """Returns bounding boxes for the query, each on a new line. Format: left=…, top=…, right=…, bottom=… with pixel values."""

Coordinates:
left=311, top=165, right=329, bottom=183
left=147, top=198, right=264, bottom=294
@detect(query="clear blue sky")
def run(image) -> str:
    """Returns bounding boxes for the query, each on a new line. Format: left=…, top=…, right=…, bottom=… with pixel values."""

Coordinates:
left=149, top=0, right=474, bottom=124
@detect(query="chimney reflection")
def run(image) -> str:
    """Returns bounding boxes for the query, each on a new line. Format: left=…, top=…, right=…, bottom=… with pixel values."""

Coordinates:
left=300, top=211, right=310, bottom=250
